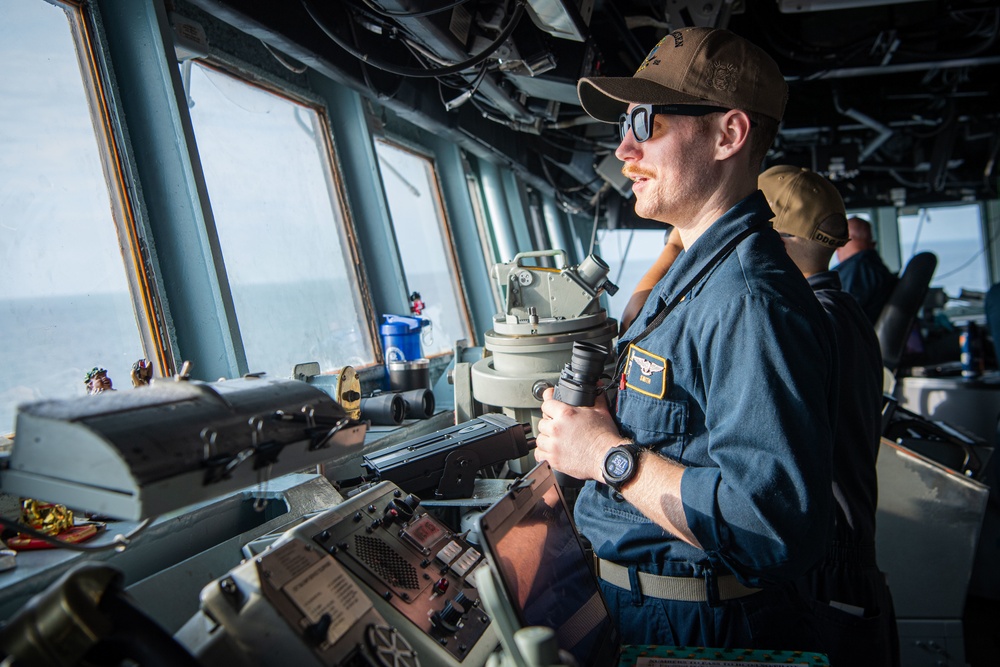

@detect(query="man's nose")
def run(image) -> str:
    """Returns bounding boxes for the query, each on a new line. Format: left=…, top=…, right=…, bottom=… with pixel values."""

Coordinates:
left=616, top=134, right=639, bottom=161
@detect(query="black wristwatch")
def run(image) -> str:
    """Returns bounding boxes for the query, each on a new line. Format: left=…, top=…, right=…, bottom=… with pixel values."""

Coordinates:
left=602, top=443, right=643, bottom=492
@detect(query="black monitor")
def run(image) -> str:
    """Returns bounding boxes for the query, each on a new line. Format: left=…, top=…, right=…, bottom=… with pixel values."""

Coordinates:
left=475, top=462, right=620, bottom=667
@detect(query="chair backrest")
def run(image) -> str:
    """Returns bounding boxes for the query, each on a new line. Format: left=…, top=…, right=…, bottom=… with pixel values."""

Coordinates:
left=874, top=252, right=937, bottom=372
left=985, top=283, right=1000, bottom=362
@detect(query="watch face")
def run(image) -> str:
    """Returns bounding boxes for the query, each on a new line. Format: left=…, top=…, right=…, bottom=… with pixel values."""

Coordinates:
left=605, top=450, right=632, bottom=479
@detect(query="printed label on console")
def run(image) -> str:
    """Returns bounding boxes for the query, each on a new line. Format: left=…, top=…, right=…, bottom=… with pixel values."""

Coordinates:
left=283, top=556, right=373, bottom=645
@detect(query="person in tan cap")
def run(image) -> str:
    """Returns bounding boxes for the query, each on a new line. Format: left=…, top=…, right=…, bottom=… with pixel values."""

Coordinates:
left=535, top=27, right=838, bottom=652
left=759, top=165, right=900, bottom=666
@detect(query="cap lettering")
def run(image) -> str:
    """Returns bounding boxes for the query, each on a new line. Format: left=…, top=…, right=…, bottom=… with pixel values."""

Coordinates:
left=813, top=231, right=847, bottom=248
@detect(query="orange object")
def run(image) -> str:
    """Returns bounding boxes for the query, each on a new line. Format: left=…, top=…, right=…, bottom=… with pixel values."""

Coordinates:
left=7, top=523, right=102, bottom=551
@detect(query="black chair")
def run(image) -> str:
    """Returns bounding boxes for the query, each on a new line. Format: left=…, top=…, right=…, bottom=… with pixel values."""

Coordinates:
left=985, top=283, right=1000, bottom=362
left=874, top=252, right=937, bottom=373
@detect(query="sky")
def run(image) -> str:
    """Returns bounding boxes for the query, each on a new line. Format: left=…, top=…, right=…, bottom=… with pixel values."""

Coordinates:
left=1, top=1, right=357, bottom=298
left=0, top=0, right=130, bottom=300
left=187, top=61, right=353, bottom=286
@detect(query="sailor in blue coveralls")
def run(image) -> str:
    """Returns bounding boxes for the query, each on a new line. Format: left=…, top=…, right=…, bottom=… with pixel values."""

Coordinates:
left=535, top=27, right=839, bottom=652
left=759, top=165, right=900, bottom=666
left=833, top=216, right=898, bottom=325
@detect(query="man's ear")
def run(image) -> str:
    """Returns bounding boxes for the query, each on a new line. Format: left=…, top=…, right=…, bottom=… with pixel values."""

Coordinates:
left=715, top=110, right=752, bottom=161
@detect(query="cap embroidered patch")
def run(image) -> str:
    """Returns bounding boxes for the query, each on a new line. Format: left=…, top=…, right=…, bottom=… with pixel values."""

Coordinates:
left=636, top=41, right=659, bottom=72
left=708, top=62, right=738, bottom=93
left=625, top=344, right=669, bottom=399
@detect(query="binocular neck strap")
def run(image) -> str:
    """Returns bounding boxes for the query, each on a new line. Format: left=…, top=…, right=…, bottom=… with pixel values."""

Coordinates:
left=615, top=223, right=762, bottom=381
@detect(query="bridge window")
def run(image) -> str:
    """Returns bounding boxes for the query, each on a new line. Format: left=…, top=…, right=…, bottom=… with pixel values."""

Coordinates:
left=0, top=1, right=149, bottom=435
left=374, top=139, right=472, bottom=356
left=898, top=204, right=988, bottom=296
left=185, top=61, right=372, bottom=376
left=597, top=228, right=669, bottom=326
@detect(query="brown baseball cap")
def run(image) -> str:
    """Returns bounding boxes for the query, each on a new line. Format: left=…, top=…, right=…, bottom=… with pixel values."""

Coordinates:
left=578, top=27, right=787, bottom=123
left=759, top=165, right=849, bottom=249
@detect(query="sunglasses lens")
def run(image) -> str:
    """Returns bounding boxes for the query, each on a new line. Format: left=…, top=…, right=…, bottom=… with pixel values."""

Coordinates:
left=632, top=106, right=651, bottom=142
left=619, top=106, right=654, bottom=143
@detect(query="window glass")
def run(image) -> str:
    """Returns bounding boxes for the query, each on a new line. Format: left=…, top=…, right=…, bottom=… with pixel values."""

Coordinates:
left=0, top=1, right=146, bottom=435
left=597, top=228, right=672, bottom=325
left=898, top=204, right=987, bottom=296
left=186, top=62, right=372, bottom=375
left=465, top=169, right=503, bottom=311
left=374, top=140, right=472, bottom=356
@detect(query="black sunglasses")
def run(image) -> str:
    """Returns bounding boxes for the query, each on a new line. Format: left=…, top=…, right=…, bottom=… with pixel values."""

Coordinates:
left=618, top=103, right=733, bottom=143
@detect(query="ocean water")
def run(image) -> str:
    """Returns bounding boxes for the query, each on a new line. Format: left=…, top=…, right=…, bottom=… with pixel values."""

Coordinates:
left=0, top=273, right=465, bottom=435
left=2, top=239, right=989, bottom=435
left=0, top=283, right=373, bottom=436
left=0, top=292, right=144, bottom=435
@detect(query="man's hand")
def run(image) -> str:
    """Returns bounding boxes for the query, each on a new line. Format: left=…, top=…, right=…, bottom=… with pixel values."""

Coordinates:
left=535, top=386, right=622, bottom=482
left=538, top=389, right=699, bottom=547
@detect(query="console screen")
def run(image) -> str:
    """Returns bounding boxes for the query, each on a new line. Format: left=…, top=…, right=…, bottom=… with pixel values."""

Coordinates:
left=488, top=483, right=614, bottom=665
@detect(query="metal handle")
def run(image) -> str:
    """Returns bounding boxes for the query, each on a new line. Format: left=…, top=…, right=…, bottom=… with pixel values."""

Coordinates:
left=511, top=249, right=567, bottom=267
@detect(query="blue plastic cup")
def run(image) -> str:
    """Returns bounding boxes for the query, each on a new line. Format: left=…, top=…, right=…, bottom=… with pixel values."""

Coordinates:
left=380, top=314, right=427, bottom=363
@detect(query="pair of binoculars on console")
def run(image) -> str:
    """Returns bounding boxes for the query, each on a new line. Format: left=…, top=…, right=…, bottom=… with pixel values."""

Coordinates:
left=360, top=388, right=435, bottom=425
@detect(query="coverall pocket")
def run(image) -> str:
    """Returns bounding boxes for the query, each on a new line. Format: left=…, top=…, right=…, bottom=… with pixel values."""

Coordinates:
left=618, top=391, right=688, bottom=459
left=738, top=587, right=813, bottom=653
left=801, top=596, right=897, bottom=666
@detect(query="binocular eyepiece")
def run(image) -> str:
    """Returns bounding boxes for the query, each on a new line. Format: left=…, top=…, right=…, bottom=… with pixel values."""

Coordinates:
left=360, top=388, right=436, bottom=425
left=552, top=341, right=610, bottom=408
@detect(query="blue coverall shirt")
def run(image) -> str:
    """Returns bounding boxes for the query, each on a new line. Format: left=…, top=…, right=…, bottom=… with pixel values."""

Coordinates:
left=794, top=271, right=900, bottom=666
left=574, top=191, right=838, bottom=591
left=833, top=248, right=897, bottom=324
left=808, top=270, right=883, bottom=550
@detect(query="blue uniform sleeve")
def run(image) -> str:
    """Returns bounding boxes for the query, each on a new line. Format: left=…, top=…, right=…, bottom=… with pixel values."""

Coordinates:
left=680, top=293, right=835, bottom=586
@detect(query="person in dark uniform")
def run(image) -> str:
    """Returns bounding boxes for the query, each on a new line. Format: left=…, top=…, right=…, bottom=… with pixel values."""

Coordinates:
left=534, top=27, right=838, bottom=652
left=759, top=165, right=900, bottom=666
left=834, top=216, right=898, bottom=324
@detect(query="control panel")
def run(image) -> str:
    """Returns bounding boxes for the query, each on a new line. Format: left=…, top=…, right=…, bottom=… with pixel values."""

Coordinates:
left=186, top=481, right=497, bottom=667
left=307, top=483, right=492, bottom=662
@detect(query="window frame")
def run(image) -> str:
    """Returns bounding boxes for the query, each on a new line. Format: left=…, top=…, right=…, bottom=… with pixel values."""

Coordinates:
left=463, top=159, right=505, bottom=313
left=76, top=0, right=170, bottom=371
left=180, top=55, right=379, bottom=373
left=373, top=135, right=476, bottom=357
